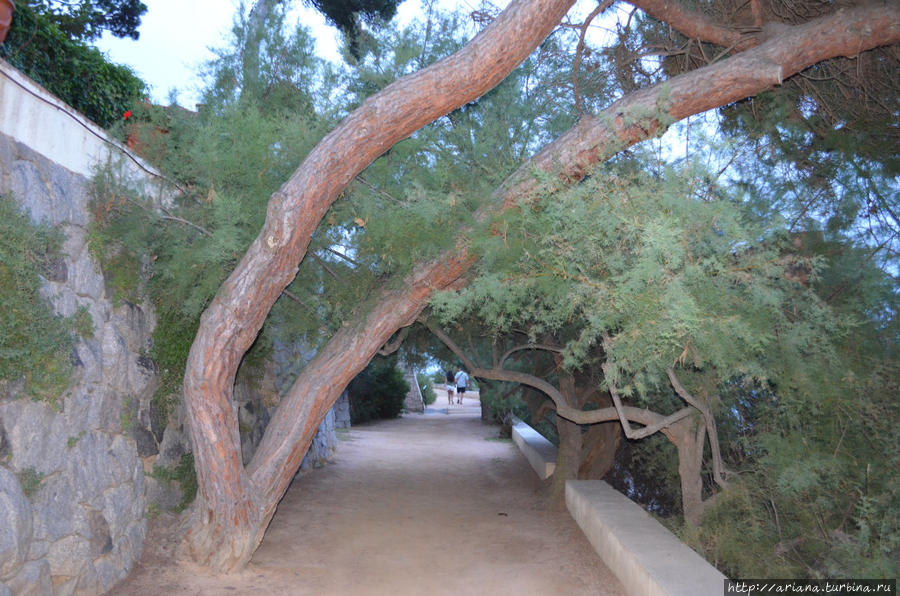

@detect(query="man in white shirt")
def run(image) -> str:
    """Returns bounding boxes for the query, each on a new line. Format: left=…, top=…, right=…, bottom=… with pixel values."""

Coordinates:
left=454, top=370, right=469, bottom=404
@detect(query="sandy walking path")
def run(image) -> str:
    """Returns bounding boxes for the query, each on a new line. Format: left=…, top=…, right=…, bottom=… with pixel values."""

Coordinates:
left=114, top=391, right=624, bottom=595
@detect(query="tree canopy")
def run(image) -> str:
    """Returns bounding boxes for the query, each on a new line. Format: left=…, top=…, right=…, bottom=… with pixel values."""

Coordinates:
left=87, top=0, right=899, bottom=579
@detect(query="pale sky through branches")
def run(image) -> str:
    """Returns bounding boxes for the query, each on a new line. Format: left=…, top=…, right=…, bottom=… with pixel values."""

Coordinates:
left=93, top=0, right=496, bottom=107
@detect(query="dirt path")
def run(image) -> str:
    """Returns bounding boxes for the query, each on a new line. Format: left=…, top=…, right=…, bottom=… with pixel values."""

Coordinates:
left=114, top=391, right=624, bottom=595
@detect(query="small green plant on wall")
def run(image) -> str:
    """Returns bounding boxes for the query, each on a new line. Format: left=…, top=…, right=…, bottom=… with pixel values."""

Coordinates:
left=150, top=453, right=198, bottom=512
left=18, top=467, right=44, bottom=498
left=0, top=196, right=93, bottom=406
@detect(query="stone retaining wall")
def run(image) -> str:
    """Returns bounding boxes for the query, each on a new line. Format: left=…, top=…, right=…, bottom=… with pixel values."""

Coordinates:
left=0, top=57, right=343, bottom=594
left=1, top=59, right=163, bottom=595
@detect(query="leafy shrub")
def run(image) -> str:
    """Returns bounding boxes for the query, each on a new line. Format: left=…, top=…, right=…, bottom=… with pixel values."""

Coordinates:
left=0, top=3, right=146, bottom=128
left=478, top=383, right=529, bottom=437
left=347, top=355, right=409, bottom=424
left=417, top=372, right=436, bottom=405
left=0, top=195, right=81, bottom=404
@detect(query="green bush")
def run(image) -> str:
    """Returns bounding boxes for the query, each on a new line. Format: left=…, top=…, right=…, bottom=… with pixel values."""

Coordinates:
left=417, top=372, right=436, bottom=405
left=0, top=3, right=146, bottom=128
left=347, top=355, right=409, bottom=424
left=0, top=196, right=81, bottom=404
left=479, top=383, right=528, bottom=425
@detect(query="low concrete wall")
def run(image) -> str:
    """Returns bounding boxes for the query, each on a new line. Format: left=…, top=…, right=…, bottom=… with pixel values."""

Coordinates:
left=0, top=58, right=157, bottom=182
left=510, top=418, right=556, bottom=480
left=566, top=480, right=727, bottom=596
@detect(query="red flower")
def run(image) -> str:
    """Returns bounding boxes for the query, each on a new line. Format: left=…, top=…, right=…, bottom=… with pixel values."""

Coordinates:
left=123, top=110, right=133, bottom=120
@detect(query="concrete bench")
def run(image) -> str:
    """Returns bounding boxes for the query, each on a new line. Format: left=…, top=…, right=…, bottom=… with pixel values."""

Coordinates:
left=510, top=418, right=556, bottom=479
left=566, top=480, right=727, bottom=596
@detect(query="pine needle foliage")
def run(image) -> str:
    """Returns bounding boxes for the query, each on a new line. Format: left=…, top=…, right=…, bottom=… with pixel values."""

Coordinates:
left=90, top=14, right=334, bottom=417
left=431, top=148, right=897, bottom=578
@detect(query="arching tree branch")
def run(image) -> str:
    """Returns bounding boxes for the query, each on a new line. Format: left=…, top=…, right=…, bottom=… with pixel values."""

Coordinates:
left=427, top=321, right=692, bottom=427
left=627, top=0, right=759, bottom=51
left=498, top=343, right=564, bottom=367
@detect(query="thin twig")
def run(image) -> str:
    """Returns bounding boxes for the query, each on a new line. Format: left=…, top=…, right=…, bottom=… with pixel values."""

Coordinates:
left=572, top=1, right=612, bottom=115
left=667, top=367, right=729, bottom=488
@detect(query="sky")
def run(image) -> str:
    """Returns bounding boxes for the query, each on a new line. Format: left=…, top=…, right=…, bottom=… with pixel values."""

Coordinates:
left=92, top=1, right=693, bottom=163
left=93, top=0, right=492, bottom=108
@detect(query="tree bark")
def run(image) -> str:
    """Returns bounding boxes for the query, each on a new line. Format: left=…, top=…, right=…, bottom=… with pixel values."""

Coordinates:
left=627, top=0, right=757, bottom=50
left=182, top=0, right=578, bottom=571
left=663, top=415, right=708, bottom=526
left=182, top=1, right=900, bottom=571
left=579, top=422, right=620, bottom=479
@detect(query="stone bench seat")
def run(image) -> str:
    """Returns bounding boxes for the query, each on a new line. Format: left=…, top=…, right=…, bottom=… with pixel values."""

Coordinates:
left=510, top=418, right=557, bottom=479
left=566, top=480, right=727, bottom=596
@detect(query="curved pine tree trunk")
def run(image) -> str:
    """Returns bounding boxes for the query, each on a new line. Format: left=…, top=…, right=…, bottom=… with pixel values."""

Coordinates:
left=181, top=0, right=578, bottom=571
left=181, top=3, right=900, bottom=571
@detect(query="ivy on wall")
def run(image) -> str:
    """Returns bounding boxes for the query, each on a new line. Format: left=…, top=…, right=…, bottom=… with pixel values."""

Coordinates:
left=1, top=3, right=146, bottom=128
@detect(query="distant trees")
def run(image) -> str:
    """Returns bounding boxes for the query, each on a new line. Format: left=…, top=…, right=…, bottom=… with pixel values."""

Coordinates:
left=307, top=0, right=403, bottom=57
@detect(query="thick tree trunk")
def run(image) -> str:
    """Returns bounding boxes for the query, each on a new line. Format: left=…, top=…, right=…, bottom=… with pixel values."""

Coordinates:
left=182, top=1, right=900, bottom=571
left=664, top=415, right=708, bottom=526
left=182, top=0, right=577, bottom=571
left=550, top=416, right=583, bottom=501
left=578, top=422, right=621, bottom=479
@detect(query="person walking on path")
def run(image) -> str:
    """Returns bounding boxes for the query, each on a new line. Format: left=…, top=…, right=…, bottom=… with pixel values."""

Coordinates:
left=454, top=370, right=469, bottom=404
left=445, top=370, right=456, bottom=405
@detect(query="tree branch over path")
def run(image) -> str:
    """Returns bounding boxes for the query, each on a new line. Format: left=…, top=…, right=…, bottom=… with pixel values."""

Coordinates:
left=181, top=0, right=579, bottom=572
left=181, top=0, right=900, bottom=573
left=426, top=320, right=693, bottom=428
left=244, top=0, right=898, bottom=512
left=512, top=3, right=899, bottom=198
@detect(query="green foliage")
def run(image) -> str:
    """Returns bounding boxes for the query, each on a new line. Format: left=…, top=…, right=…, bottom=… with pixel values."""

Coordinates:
left=307, top=0, right=401, bottom=59
left=119, top=398, right=134, bottom=431
left=201, top=4, right=326, bottom=114
left=70, top=306, right=95, bottom=339
left=0, top=3, right=146, bottom=128
left=67, top=431, right=87, bottom=448
left=150, top=453, right=197, bottom=512
left=17, top=467, right=44, bottom=497
left=24, top=0, right=147, bottom=41
left=0, top=196, right=87, bottom=404
left=416, top=372, right=436, bottom=405
left=434, top=156, right=840, bottom=400
left=88, top=26, right=331, bottom=420
left=347, top=355, right=409, bottom=423
left=431, top=145, right=896, bottom=578
left=478, top=382, right=528, bottom=427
